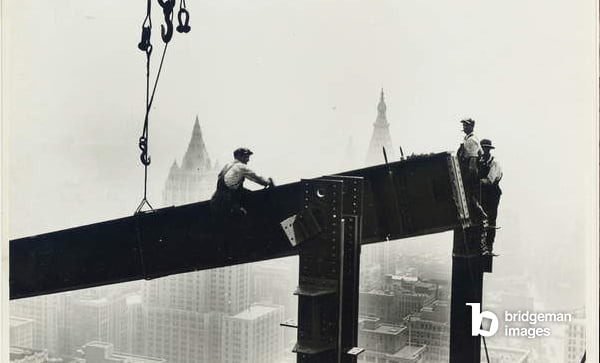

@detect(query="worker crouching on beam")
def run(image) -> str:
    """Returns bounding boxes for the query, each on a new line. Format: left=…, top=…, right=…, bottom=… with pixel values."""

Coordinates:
left=478, top=139, right=502, bottom=256
left=210, top=147, right=274, bottom=223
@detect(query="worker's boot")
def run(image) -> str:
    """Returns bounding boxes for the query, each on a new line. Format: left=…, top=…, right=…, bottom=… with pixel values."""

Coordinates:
left=482, top=231, right=498, bottom=257
left=479, top=220, right=489, bottom=255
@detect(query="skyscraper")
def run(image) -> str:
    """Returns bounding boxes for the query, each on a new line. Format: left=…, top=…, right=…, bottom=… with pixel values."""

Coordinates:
left=143, top=117, right=250, bottom=363
left=564, top=308, right=586, bottom=363
left=366, top=89, right=395, bottom=166
left=222, top=304, right=285, bottom=363
left=109, top=292, right=145, bottom=355
left=9, top=317, right=34, bottom=349
left=10, top=294, right=66, bottom=354
left=163, top=116, right=218, bottom=205
left=404, top=300, right=450, bottom=363
left=363, top=90, right=395, bottom=274
left=64, top=294, right=111, bottom=354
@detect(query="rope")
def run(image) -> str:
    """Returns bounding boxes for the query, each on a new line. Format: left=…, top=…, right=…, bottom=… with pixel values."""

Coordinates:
left=135, top=43, right=169, bottom=214
left=148, top=43, right=170, bottom=113
left=482, top=332, right=491, bottom=363
left=135, top=0, right=181, bottom=214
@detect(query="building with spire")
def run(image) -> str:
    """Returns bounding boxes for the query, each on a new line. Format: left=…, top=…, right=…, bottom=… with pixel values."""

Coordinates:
left=163, top=116, right=219, bottom=205
left=362, top=90, right=395, bottom=275
left=142, top=116, right=251, bottom=363
left=366, top=89, right=395, bottom=166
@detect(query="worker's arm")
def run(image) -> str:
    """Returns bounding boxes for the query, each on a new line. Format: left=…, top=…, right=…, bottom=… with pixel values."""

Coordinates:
left=481, top=161, right=502, bottom=185
left=240, top=164, right=271, bottom=186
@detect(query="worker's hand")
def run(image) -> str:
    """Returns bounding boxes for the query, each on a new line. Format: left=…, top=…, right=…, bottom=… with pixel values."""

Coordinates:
left=480, top=179, right=491, bottom=186
left=267, top=178, right=275, bottom=188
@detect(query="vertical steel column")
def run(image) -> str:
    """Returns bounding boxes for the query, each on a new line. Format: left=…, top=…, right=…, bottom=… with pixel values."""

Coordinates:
left=330, top=176, right=364, bottom=363
left=450, top=227, right=485, bottom=363
left=293, top=176, right=364, bottom=363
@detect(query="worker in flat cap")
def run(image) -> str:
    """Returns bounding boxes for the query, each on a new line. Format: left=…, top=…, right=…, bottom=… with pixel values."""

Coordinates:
left=210, top=147, right=274, bottom=221
left=457, top=118, right=488, bottom=247
left=457, top=118, right=484, bottom=206
left=457, top=118, right=482, bottom=175
left=479, top=139, right=502, bottom=256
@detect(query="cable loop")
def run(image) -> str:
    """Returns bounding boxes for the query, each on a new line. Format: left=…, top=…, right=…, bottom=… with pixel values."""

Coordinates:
left=135, top=0, right=190, bottom=214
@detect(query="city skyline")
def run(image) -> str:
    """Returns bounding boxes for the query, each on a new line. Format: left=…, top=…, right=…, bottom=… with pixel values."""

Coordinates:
left=8, top=87, right=587, bottom=363
left=3, top=1, right=596, bottom=362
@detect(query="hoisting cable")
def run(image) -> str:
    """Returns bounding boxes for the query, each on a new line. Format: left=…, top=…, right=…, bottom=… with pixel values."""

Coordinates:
left=134, top=0, right=189, bottom=214
left=135, top=0, right=154, bottom=214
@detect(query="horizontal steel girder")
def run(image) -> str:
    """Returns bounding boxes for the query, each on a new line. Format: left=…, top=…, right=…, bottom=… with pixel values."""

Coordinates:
left=10, top=152, right=469, bottom=299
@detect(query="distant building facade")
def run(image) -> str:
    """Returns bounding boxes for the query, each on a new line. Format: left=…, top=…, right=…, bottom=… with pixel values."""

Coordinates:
left=10, top=317, right=34, bottom=349
left=404, top=300, right=450, bottom=363
left=109, top=292, right=145, bottom=355
left=64, top=294, right=111, bottom=354
left=358, top=316, right=425, bottom=363
left=143, top=117, right=251, bottom=363
left=10, top=294, right=66, bottom=353
left=222, top=304, right=285, bottom=363
left=564, top=308, right=586, bottom=363
left=360, top=290, right=398, bottom=323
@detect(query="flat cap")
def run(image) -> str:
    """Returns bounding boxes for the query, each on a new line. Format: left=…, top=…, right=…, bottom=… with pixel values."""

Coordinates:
left=460, top=118, right=475, bottom=127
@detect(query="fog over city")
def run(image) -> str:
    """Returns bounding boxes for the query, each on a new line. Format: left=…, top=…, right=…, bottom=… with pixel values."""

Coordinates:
left=4, top=1, right=596, bottom=362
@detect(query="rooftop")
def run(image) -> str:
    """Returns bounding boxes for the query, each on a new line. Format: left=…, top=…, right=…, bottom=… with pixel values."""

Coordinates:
left=231, top=304, right=281, bottom=320
left=363, top=289, right=394, bottom=296
left=483, top=346, right=530, bottom=363
left=391, top=344, right=426, bottom=359
left=362, top=323, right=406, bottom=336
left=9, top=347, right=48, bottom=362
left=84, top=341, right=165, bottom=363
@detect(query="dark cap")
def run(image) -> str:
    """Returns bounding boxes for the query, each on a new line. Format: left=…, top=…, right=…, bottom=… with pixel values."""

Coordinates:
left=460, top=118, right=475, bottom=127
left=233, top=147, right=253, bottom=159
left=480, top=139, right=495, bottom=149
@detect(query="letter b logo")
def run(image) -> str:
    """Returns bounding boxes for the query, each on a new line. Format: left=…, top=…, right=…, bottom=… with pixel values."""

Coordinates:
left=467, top=303, right=498, bottom=337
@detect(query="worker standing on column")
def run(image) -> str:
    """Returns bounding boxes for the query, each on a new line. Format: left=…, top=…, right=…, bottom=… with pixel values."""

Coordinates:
left=457, top=118, right=485, bottom=213
left=210, top=147, right=274, bottom=222
left=457, top=118, right=488, bottom=249
left=457, top=118, right=482, bottom=176
left=479, top=139, right=503, bottom=256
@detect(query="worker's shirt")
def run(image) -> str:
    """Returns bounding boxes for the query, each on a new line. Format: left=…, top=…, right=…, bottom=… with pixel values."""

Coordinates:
left=220, top=160, right=269, bottom=190
left=462, top=133, right=482, bottom=158
left=481, top=156, right=502, bottom=184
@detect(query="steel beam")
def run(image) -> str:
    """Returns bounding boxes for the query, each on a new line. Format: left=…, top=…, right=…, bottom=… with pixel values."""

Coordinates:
left=10, top=152, right=470, bottom=299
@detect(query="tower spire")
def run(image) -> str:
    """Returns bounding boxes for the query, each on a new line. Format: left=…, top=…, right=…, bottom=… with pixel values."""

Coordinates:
left=376, top=88, right=388, bottom=125
left=182, top=116, right=211, bottom=171
left=366, top=89, right=395, bottom=166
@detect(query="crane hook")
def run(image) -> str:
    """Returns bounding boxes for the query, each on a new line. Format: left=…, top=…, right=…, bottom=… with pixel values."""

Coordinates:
left=176, top=8, right=191, bottom=33
left=138, top=136, right=151, bottom=166
left=157, top=0, right=175, bottom=43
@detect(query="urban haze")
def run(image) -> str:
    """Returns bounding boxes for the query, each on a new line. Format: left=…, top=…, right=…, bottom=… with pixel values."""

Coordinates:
left=4, top=1, right=596, bottom=363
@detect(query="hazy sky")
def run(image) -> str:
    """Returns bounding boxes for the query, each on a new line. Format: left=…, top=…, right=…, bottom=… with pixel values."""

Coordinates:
left=3, top=0, right=597, bottom=310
